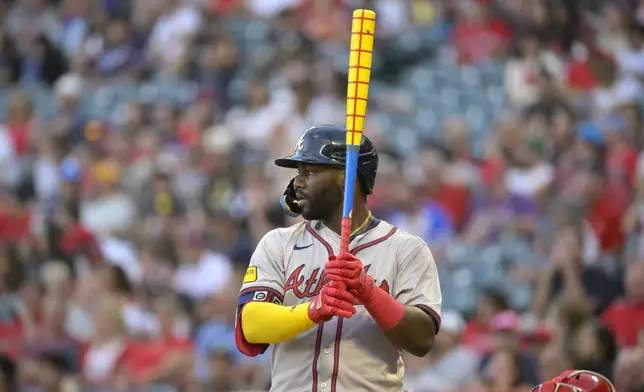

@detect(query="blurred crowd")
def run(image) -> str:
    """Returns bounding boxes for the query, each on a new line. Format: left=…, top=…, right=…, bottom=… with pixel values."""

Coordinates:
left=1, top=0, right=644, bottom=391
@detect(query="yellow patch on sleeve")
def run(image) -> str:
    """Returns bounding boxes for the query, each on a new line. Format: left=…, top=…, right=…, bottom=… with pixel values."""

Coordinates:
left=243, top=266, right=258, bottom=283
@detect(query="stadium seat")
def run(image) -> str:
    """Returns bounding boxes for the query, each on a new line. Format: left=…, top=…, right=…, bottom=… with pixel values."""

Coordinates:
left=504, top=281, right=533, bottom=312
left=449, top=267, right=478, bottom=314
left=83, top=86, right=117, bottom=117
left=459, top=65, right=482, bottom=88
left=414, top=108, right=443, bottom=140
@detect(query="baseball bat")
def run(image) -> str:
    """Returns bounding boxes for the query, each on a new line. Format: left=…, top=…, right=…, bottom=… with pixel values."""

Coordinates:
left=340, top=9, right=376, bottom=255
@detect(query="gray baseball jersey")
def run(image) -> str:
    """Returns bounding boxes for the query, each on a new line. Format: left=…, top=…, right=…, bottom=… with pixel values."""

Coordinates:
left=236, top=218, right=442, bottom=392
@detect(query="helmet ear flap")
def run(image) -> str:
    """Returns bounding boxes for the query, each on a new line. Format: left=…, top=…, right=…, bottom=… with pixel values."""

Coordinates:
left=280, top=178, right=301, bottom=217
left=358, top=177, right=370, bottom=196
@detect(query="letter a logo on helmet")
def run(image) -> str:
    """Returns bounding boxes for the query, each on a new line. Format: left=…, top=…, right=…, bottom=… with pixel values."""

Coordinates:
left=295, top=136, right=305, bottom=152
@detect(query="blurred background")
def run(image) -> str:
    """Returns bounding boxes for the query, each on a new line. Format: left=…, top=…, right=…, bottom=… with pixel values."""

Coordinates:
left=1, top=0, right=644, bottom=391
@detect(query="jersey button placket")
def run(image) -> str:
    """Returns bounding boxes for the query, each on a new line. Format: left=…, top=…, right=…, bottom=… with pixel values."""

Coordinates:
left=323, top=347, right=330, bottom=354
left=321, top=382, right=328, bottom=388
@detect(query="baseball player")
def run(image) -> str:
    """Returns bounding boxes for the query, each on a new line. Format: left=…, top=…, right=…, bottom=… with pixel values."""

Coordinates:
left=531, top=370, right=616, bottom=392
left=235, top=125, right=442, bottom=392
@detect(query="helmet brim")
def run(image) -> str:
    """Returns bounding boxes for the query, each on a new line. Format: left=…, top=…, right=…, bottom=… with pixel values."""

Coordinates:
left=274, top=153, right=344, bottom=169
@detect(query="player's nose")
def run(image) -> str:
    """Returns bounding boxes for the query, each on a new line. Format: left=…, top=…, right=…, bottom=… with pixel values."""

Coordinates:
left=293, top=174, right=306, bottom=190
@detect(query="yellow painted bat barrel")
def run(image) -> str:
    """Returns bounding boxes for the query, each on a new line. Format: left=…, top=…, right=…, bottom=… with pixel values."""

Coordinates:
left=346, top=9, right=376, bottom=147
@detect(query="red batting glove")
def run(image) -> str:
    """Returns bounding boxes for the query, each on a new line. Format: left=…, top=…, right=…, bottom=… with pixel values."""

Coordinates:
left=326, top=253, right=405, bottom=332
left=308, top=280, right=358, bottom=323
left=324, top=252, right=376, bottom=302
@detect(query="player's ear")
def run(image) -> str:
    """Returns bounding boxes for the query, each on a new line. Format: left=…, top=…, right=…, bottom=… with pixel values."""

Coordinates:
left=337, top=171, right=345, bottom=188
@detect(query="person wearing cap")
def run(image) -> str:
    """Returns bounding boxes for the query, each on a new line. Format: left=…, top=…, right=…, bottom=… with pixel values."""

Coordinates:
left=462, top=289, right=511, bottom=353
left=81, top=159, right=136, bottom=237
left=53, top=73, right=89, bottom=146
left=478, top=310, right=540, bottom=385
left=403, top=310, right=480, bottom=391
left=140, top=171, right=186, bottom=219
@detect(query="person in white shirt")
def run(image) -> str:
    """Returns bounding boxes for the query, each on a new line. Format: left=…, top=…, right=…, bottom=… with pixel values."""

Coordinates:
left=616, top=23, right=644, bottom=78
left=173, top=233, right=233, bottom=299
left=225, top=80, right=288, bottom=147
left=0, top=124, right=19, bottom=187
left=505, top=32, right=564, bottom=109
left=148, top=0, right=202, bottom=72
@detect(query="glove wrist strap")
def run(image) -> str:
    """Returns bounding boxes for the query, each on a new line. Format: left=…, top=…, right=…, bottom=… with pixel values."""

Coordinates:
left=361, top=285, right=405, bottom=332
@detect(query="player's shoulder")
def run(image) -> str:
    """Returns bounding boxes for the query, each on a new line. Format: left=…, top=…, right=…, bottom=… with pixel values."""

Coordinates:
left=378, top=219, right=429, bottom=249
left=374, top=219, right=433, bottom=262
left=259, top=221, right=308, bottom=246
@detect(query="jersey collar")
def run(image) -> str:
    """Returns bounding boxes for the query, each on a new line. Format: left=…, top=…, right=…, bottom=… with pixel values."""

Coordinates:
left=310, top=217, right=381, bottom=241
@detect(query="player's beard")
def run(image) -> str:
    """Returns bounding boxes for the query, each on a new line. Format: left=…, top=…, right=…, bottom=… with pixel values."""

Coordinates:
left=300, top=185, right=343, bottom=221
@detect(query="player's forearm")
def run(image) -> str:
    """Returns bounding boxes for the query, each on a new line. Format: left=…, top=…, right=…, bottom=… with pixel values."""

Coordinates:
left=240, top=301, right=316, bottom=344
left=384, top=306, right=436, bottom=357
left=361, top=285, right=436, bottom=357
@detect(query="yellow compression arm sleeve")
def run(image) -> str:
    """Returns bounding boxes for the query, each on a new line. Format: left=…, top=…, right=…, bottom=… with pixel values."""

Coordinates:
left=241, top=301, right=316, bottom=344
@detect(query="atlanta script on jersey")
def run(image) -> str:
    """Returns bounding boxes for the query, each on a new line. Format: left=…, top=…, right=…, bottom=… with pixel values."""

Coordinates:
left=236, top=218, right=442, bottom=392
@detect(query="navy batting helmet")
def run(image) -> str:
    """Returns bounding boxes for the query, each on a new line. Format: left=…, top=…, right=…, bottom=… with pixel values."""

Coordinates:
left=274, top=125, right=378, bottom=194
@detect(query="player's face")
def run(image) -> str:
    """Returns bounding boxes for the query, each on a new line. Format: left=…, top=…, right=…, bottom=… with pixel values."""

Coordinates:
left=294, top=164, right=344, bottom=220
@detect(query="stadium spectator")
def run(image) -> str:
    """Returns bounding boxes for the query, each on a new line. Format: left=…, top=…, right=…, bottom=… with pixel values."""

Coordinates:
left=533, top=224, right=620, bottom=317
left=474, top=346, right=533, bottom=391
left=403, top=310, right=479, bottom=391
left=81, top=295, right=129, bottom=388
left=602, top=261, right=644, bottom=348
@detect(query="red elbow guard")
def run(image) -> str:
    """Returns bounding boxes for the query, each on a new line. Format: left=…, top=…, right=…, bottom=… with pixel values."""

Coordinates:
left=234, top=304, right=268, bottom=357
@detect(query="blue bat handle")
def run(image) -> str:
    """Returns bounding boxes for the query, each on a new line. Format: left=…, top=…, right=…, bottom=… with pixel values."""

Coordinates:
left=342, top=146, right=360, bottom=219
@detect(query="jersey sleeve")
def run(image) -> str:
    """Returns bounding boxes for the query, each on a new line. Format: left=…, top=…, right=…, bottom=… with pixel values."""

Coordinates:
left=393, top=237, right=442, bottom=332
left=235, top=229, right=286, bottom=357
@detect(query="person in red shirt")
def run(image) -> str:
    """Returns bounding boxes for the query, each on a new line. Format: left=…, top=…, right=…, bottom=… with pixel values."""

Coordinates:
left=0, top=276, right=24, bottom=361
left=602, top=114, right=638, bottom=209
left=125, top=295, right=193, bottom=386
left=568, top=169, right=625, bottom=253
left=2, top=90, right=33, bottom=156
left=451, top=0, right=512, bottom=65
left=566, top=46, right=615, bottom=92
left=601, top=262, right=644, bottom=348
left=0, top=182, right=34, bottom=245
left=462, top=289, right=511, bottom=353
left=57, top=199, right=102, bottom=267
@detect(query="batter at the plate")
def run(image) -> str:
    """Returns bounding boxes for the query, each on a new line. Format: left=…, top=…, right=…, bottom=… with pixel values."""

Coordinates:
left=235, top=125, right=442, bottom=392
